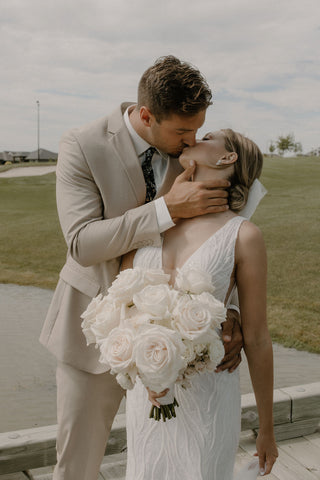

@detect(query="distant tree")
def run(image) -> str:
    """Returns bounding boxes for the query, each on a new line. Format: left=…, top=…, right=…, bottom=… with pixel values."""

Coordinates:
left=276, top=134, right=295, bottom=156
left=268, top=142, right=276, bottom=157
left=276, top=133, right=303, bottom=156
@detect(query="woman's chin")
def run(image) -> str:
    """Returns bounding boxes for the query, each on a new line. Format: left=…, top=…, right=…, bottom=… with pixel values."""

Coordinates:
left=178, top=156, right=190, bottom=169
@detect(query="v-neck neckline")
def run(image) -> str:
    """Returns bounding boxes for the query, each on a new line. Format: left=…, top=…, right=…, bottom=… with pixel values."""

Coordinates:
left=160, top=216, right=239, bottom=273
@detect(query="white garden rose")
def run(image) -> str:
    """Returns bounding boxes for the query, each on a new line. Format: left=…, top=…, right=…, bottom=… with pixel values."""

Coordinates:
left=134, top=325, right=186, bottom=393
left=175, top=267, right=215, bottom=295
left=122, top=311, right=152, bottom=330
left=143, top=269, right=171, bottom=286
left=99, top=327, right=135, bottom=373
left=107, top=268, right=145, bottom=306
left=90, top=303, right=121, bottom=343
left=195, top=292, right=227, bottom=328
left=171, top=296, right=213, bottom=342
left=208, top=333, right=225, bottom=366
left=133, top=284, right=174, bottom=319
left=81, top=294, right=111, bottom=345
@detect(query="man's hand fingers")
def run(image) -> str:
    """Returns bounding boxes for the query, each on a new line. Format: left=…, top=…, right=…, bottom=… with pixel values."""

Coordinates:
left=221, top=317, right=233, bottom=342
left=176, top=164, right=196, bottom=182
left=208, top=189, right=229, bottom=198
left=215, top=353, right=241, bottom=373
left=220, top=345, right=242, bottom=364
left=202, top=178, right=231, bottom=189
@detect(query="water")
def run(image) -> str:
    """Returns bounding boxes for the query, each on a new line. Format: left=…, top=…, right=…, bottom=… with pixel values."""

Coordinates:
left=0, top=284, right=56, bottom=432
left=1, top=283, right=319, bottom=434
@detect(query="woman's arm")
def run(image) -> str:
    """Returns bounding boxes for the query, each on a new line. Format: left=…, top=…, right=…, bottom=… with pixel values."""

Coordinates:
left=236, top=221, right=278, bottom=475
left=120, top=250, right=137, bottom=271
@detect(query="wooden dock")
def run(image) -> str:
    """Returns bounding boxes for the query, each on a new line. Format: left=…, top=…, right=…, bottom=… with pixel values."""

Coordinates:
left=1, top=382, right=319, bottom=479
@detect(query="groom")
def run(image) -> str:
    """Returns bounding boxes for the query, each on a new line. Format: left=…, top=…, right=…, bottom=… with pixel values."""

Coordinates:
left=40, top=55, right=242, bottom=479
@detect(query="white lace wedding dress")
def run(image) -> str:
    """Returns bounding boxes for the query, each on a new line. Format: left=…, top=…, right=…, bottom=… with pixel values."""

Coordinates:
left=125, top=216, right=246, bottom=480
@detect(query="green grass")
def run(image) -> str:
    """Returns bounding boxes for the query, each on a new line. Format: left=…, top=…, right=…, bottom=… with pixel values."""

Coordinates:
left=0, top=158, right=319, bottom=352
left=251, top=156, right=319, bottom=353
left=0, top=173, right=66, bottom=289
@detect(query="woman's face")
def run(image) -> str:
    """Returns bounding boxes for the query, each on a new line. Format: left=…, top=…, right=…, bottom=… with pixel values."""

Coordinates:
left=179, top=131, right=229, bottom=169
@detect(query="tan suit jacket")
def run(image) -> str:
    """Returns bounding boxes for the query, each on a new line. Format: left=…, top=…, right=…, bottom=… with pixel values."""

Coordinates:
left=40, top=102, right=183, bottom=373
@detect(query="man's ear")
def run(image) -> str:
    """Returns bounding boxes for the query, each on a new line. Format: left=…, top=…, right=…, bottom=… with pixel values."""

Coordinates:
left=139, top=106, right=154, bottom=127
left=216, top=152, right=238, bottom=166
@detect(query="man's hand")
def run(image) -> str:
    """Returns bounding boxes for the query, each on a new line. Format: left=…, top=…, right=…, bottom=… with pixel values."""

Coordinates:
left=164, top=163, right=230, bottom=220
left=216, top=309, right=243, bottom=373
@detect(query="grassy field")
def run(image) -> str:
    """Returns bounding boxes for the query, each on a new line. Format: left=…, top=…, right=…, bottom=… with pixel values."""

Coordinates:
left=0, top=157, right=319, bottom=353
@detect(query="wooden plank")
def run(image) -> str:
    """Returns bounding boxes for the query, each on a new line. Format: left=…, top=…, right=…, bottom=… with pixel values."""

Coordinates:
left=1, top=386, right=319, bottom=475
left=0, top=473, right=27, bottom=480
left=0, top=415, right=126, bottom=475
left=241, top=393, right=259, bottom=430
left=271, top=448, right=319, bottom=480
left=305, top=430, right=320, bottom=448
left=270, top=418, right=320, bottom=441
left=100, top=453, right=127, bottom=479
left=280, top=383, right=320, bottom=422
left=241, top=388, right=291, bottom=430
left=238, top=430, right=320, bottom=480
left=0, top=425, right=57, bottom=475
left=278, top=436, right=320, bottom=478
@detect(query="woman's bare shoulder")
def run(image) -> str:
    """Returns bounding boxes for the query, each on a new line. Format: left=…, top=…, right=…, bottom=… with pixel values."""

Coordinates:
left=239, top=219, right=264, bottom=241
left=237, top=219, right=266, bottom=259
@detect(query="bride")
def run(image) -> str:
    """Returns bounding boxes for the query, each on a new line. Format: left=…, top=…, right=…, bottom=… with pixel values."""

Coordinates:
left=121, top=129, right=278, bottom=479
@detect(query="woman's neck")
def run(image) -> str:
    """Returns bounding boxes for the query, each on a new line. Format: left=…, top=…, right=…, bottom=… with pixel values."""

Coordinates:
left=192, top=164, right=232, bottom=183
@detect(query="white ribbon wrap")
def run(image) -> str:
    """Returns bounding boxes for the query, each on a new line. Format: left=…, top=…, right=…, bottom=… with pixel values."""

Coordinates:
left=240, top=179, right=267, bottom=220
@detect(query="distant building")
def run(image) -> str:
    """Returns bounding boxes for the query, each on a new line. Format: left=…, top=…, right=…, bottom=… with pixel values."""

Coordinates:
left=0, top=152, right=14, bottom=164
left=25, top=149, right=58, bottom=162
left=0, top=149, right=58, bottom=164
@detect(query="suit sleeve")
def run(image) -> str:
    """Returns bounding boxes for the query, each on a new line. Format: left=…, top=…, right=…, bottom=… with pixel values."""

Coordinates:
left=56, top=131, right=162, bottom=267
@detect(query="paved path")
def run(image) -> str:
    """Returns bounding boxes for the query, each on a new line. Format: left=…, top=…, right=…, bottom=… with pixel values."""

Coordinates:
left=1, top=283, right=319, bottom=433
left=0, top=166, right=56, bottom=178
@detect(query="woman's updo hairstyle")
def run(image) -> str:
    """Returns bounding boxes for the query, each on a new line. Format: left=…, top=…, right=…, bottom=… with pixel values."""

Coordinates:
left=220, top=129, right=263, bottom=212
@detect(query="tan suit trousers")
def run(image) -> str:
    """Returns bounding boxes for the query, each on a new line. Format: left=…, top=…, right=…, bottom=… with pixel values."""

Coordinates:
left=53, top=362, right=125, bottom=480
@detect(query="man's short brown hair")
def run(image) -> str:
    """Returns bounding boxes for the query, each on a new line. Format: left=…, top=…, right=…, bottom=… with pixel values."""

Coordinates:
left=138, top=55, right=213, bottom=122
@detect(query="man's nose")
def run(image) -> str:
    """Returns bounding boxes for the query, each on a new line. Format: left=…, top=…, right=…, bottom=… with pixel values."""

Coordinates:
left=183, top=132, right=196, bottom=147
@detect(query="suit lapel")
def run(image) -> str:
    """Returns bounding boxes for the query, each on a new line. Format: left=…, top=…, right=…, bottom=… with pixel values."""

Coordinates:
left=107, top=104, right=146, bottom=205
left=107, top=103, right=183, bottom=204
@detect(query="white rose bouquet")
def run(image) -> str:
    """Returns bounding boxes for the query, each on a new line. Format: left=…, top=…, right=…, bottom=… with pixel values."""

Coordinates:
left=81, top=266, right=226, bottom=421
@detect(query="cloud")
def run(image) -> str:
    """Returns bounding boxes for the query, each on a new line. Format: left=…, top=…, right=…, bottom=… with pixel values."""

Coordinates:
left=1, top=0, right=319, bottom=152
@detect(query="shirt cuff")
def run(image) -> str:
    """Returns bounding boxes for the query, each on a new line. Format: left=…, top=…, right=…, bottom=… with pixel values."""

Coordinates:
left=154, top=197, right=175, bottom=233
left=227, top=304, right=240, bottom=315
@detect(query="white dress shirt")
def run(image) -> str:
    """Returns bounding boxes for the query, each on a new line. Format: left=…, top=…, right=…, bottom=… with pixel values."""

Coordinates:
left=124, top=106, right=174, bottom=233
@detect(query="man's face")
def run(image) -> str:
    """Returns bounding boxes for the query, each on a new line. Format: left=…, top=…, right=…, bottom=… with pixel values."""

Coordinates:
left=147, top=110, right=207, bottom=157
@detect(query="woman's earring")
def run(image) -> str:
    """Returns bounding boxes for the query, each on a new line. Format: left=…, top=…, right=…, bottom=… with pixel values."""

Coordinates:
left=216, top=159, right=223, bottom=166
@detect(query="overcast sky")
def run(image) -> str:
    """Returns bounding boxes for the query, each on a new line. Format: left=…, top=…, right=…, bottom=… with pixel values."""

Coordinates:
left=1, top=0, right=319, bottom=154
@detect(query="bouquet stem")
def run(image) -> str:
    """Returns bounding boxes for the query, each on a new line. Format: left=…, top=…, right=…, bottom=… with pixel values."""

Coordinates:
left=149, top=397, right=179, bottom=422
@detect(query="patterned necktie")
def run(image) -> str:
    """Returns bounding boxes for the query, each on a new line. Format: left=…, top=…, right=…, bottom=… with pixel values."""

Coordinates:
left=142, top=147, right=157, bottom=203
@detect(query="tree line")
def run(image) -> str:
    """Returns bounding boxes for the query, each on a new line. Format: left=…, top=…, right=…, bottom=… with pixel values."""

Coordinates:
left=268, top=134, right=303, bottom=156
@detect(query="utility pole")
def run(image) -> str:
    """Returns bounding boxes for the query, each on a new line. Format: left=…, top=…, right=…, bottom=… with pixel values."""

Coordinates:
left=36, top=100, right=40, bottom=162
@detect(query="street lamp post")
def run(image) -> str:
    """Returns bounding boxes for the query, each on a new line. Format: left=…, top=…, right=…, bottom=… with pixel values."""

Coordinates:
left=36, top=100, right=40, bottom=162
